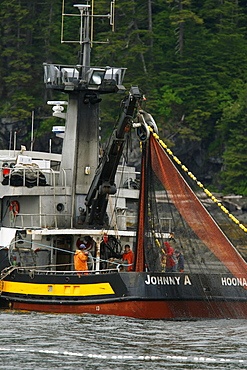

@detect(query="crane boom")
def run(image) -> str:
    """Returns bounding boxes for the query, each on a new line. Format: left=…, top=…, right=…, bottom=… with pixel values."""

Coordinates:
left=85, top=86, right=141, bottom=225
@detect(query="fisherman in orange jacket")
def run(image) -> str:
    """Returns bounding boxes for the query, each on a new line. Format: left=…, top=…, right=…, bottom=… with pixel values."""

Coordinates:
left=122, top=244, right=134, bottom=271
left=74, top=244, right=88, bottom=274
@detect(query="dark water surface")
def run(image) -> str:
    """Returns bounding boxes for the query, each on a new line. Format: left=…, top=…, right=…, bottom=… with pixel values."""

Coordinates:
left=0, top=311, right=247, bottom=369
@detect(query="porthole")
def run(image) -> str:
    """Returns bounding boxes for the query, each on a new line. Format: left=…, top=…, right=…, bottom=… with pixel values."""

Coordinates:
left=57, top=203, right=64, bottom=212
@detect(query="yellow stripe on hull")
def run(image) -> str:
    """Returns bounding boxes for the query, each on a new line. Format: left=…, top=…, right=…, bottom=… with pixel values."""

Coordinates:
left=1, top=281, right=115, bottom=297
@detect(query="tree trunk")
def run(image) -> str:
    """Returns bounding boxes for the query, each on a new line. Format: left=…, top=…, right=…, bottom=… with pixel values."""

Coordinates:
left=147, top=0, right=153, bottom=48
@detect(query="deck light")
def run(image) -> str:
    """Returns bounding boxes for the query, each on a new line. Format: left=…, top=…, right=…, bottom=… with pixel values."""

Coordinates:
left=86, top=68, right=106, bottom=85
left=73, top=4, right=90, bottom=12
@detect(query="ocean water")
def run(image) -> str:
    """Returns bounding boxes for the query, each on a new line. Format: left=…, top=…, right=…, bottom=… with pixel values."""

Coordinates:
left=0, top=311, right=247, bottom=369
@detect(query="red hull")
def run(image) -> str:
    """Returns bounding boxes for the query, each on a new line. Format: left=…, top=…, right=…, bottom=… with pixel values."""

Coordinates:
left=9, top=300, right=247, bottom=319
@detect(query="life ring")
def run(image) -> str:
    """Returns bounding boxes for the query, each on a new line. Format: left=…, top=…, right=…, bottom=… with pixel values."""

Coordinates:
left=76, top=236, right=93, bottom=251
left=9, top=201, right=19, bottom=216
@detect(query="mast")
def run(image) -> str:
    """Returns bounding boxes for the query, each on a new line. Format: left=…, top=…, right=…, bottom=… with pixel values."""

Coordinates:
left=44, top=1, right=126, bottom=227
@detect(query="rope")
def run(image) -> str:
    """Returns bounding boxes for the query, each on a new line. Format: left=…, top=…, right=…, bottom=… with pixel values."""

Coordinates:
left=1, top=239, right=130, bottom=271
left=148, top=127, right=247, bottom=233
left=0, top=266, right=17, bottom=281
left=0, top=346, right=246, bottom=365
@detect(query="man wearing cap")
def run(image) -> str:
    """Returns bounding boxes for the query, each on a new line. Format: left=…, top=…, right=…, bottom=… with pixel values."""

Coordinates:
left=74, top=243, right=88, bottom=274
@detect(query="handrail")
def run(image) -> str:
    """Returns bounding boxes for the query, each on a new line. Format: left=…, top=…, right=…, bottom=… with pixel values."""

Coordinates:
left=12, top=212, right=72, bottom=229
left=0, top=165, right=71, bottom=187
left=1, top=265, right=120, bottom=278
left=24, top=268, right=120, bottom=275
left=0, top=266, right=18, bottom=281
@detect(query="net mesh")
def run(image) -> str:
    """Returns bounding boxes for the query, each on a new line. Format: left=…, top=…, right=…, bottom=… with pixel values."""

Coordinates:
left=135, top=134, right=247, bottom=279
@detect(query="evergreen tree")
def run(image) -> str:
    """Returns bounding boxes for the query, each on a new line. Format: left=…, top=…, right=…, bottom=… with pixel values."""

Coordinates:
left=1, top=0, right=247, bottom=194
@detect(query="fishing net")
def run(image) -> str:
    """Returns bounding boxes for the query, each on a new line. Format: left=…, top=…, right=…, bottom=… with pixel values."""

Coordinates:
left=135, top=134, right=247, bottom=279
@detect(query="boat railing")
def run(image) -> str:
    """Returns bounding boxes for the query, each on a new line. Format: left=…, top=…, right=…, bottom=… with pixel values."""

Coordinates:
left=0, top=266, right=18, bottom=281
left=2, top=164, right=140, bottom=189
left=115, top=212, right=173, bottom=232
left=159, top=217, right=172, bottom=233
left=12, top=212, right=72, bottom=229
left=117, top=212, right=137, bottom=229
left=1, top=165, right=71, bottom=188
left=116, top=167, right=140, bottom=189
left=16, top=267, right=120, bottom=275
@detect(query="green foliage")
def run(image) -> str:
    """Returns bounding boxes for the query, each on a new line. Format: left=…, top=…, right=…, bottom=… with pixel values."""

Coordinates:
left=1, top=0, right=247, bottom=194
left=36, top=116, right=60, bottom=139
left=217, top=84, right=247, bottom=195
left=221, top=123, right=247, bottom=196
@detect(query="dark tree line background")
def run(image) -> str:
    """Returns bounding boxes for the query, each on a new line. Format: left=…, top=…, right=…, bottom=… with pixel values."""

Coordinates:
left=1, top=0, right=247, bottom=195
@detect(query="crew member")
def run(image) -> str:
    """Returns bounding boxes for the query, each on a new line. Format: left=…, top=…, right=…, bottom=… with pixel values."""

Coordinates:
left=175, top=249, right=184, bottom=272
left=163, top=241, right=177, bottom=272
left=74, top=243, right=88, bottom=275
left=122, top=244, right=134, bottom=271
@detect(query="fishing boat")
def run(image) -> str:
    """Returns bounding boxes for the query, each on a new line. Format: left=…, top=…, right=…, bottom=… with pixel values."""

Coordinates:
left=1, top=2, right=247, bottom=319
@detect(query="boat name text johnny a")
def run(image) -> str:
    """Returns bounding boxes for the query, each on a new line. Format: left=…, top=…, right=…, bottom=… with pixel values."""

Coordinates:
left=144, top=275, right=247, bottom=287
left=145, top=275, right=192, bottom=286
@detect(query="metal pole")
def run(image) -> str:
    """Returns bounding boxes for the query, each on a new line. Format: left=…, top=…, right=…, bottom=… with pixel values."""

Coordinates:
left=79, top=8, right=83, bottom=66
left=31, top=110, right=34, bottom=151
left=91, top=0, right=94, bottom=47
left=14, top=131, right=17, bottom=156
left=9, top=130, right=12, bottom=153
left=83, top=6, right=91, bottom=70
left=95, top=237, right=101, bottom=273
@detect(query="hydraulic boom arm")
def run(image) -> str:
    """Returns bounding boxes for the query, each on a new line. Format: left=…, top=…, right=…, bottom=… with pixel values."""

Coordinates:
left=85, top=86, right=141, bottom=225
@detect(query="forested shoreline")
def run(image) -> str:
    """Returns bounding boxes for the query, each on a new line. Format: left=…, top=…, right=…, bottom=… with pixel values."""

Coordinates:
left=1, top=0, right=247, bottom=195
